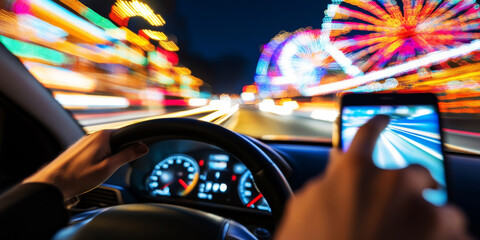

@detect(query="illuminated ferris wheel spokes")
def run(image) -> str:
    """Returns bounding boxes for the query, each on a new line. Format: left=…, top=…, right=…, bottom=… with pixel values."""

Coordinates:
left=325, top=0, right=480, bottom=72
left=277, top=30, right=332, bottom=87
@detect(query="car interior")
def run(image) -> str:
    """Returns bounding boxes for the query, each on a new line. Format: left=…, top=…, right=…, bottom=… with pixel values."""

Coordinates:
left=1, top=42, right=480, bottom=239
left=0, top=0, right=480, bottom=239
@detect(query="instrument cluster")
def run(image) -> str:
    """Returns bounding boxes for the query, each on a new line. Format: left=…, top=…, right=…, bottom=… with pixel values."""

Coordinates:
left=129, top=140, right=270, bottom=212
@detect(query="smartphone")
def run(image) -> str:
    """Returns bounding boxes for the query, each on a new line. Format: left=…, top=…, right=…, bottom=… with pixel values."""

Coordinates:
left=339, top=93, right=448, bottom=206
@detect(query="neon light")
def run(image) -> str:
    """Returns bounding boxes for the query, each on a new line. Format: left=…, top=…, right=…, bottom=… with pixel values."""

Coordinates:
left=0, top=36, right=69, bottom=65
left=16, top=14, right=68, bottom=42
left=148, top=51, right=171, bottom=68
left=121, top=27, right=154, bottom=51
left=29, top=0, right=113, bottom=44
left=174, top=67, right=192, bottom=75
left=188, top=98, right=208, bottom=107
left=53, top=92, right=129, bottom=109
left=60, top=0, right=118, bottom=30
left=111, top=0, right=165, bottom=26
left=82, top=9, right=118, bottom=30
left=24, top=62, right=96, bottom=92
left=141, top=29, right=167, bottom=41
left=159, top=40, right=179, bottom=51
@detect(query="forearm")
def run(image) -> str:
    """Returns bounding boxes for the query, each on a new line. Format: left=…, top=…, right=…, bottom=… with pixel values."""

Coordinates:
left=0, top=183, right=69, bottom=239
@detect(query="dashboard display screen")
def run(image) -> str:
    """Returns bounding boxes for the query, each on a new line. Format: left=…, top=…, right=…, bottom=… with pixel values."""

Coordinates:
left=341, top=105, right=447, bottom=206
left=144, top=151, right=270, bottom=212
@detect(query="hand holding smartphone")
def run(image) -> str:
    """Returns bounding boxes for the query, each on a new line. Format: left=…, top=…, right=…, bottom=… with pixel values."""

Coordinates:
left=340, top=93, right=448, bottom=206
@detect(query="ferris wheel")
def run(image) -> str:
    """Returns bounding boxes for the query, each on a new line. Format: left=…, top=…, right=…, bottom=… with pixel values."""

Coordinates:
left=321, top=0, right=480, bottom=72
left=255, top=29, right=345, bottom=96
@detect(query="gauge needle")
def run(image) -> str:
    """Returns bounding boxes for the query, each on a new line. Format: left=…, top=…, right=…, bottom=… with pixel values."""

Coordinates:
left=160, top=181, right=172, bottom=190
left=178, top=179, right=189, bottom=189
left=247, top=194, right=263, bottom=208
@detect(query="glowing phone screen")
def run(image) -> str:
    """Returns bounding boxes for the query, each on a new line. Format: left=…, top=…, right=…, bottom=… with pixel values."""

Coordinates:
left=341, top=105, right=446, bottom=205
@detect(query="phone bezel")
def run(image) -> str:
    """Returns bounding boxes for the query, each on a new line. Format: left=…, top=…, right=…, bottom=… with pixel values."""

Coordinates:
left=338, top=92, right=452, bottom=204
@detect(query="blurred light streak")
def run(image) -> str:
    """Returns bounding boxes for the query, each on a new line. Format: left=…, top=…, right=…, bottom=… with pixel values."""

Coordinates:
left=241, top=92, right=255, bottom=102
left=304, top=40, right=480, bottom=96
left=282, top=100, right=299, bottom=110
left=162, top=99, right=188, bottom=106
left=260, top=135, right=332, bottom=143
left=188, top=98, right=208, bottom=107
left=75, top=109, right=166, bottom=126
left=394, top=130, right=443, bottom=160
left=310, top=109, right=338, bottom=122
left=389, top=125, right=440, bottom=140
left=151, top=71, right=175, bottom=85
left=53, top=92, right=129, bottom=109
left=157, top=47, right=179, bottom=65
left=199, top=104, right=239, bottom=122
left=159, top=40, right=179, bottom=52
left=346, top=78, right=398, bottom=93
left=258, top=99, right=293, bottom=116
left=28, top=0, right=112, bottom=44
left=109, top=7, right=130, bottom=26
left=60, top=0, right=117, bottom=30
left=148, top=51, right=171, bottom=68
left=110, top=42, right=149, bottom=66
left=379, top=132, right=408, bottom=168
left=141, top=29, right=167, bottom=41
left=438, top=92, right=480, bottom=100
left=443, top=129, right=480, bottom=138
left=112, top=0, right=165, bottom=26
left=444, top=143, right=480, bottom=155
left=439, top=100, right=480, bottom=113
left=121, top=27, right=154, bottom=51
left=0, top=35, right=69, bottom=65
left=174, top=67, right=191, bottom=75
left=84, top=105, right=222, bottom=133
left=209, top=99, right=232, bottom=109
left=0, top=11, right=117, bottom=64
left=24, top=62, right=96, bottom=92
left=213, top=104, right=240, bottom=125
left=106, top=28, right=126, bottom=40
left=16, top=13, right=68, bottom=42
left=242, top=85, right=258, bottom=93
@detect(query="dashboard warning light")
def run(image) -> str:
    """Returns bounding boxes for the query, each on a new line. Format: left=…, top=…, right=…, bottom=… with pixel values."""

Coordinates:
left=231, top=175, right=237, bottom=181
left=199, top=160, right=204, bottom=167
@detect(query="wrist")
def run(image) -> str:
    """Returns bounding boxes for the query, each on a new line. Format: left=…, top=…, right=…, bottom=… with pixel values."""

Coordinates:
left=23, top=171, right=67, bottom=200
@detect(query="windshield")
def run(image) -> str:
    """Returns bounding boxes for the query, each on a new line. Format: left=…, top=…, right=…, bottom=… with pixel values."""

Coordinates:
left=0, top=0, right=478, bottom=155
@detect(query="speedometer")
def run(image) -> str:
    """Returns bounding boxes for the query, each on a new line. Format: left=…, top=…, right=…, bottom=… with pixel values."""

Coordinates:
left=146, top=154, right=200, bottom=197
left=238, top=171, right=271, bottom=212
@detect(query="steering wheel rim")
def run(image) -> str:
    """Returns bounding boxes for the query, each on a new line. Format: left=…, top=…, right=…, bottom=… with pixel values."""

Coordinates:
left=110, top=118, right=293, bottom=222
left=55, top=118, right=293, bottom=239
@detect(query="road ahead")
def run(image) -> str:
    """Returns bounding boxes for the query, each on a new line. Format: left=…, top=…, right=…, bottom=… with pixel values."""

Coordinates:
left=223, top=106, right=333, bottom=141
left=223, top=106, right=480, bottom=155
left=77, top=104, right=479, bottom=155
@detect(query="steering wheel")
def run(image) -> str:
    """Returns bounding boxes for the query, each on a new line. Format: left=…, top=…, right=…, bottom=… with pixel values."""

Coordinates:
left=54, top=118, right=294, bottom=240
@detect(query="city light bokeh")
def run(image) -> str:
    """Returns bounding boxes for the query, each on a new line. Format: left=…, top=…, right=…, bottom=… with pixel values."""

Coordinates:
left=0, top=0, right=478, bottom=154
left=0, top=0, right=207, bottom=114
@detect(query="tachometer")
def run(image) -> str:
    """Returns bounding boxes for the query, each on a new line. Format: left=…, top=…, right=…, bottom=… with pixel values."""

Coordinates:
left=146, top=154, right=200, bottom=197
left=238, top=171, right=271, bottom=212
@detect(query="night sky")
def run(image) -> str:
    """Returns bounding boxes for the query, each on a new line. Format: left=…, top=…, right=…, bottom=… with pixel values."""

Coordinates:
left=81, top=0, right=329, bottom=94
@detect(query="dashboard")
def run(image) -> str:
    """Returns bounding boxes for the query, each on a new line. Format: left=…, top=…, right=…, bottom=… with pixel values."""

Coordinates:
left=129, top=140, right=270, bottom=212
left=100, top=139, right=480, bottom=237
